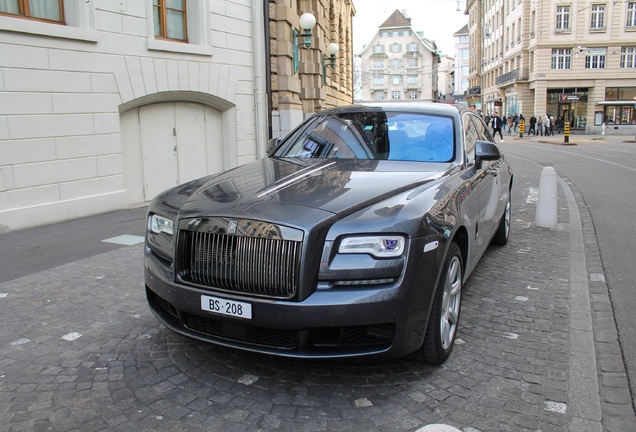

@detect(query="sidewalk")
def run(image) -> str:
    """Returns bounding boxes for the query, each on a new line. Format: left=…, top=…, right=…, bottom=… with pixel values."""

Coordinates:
left=0, top=158, right=635, bottom=431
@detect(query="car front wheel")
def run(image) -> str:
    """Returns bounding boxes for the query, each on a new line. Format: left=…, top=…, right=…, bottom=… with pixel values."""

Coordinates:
left=416, top=242, right=463, bottom=364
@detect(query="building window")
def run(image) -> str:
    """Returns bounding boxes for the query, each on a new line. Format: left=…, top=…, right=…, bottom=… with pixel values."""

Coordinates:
left=406, top=42, right=418, bottom=52
left=461, top=49, right=469, bottom=59
left=407, top=74, right=418, bottom=84
left=390, top=59, right=401, bottom=69
left=585, top=48, right=606, bottom=68
left=373, top=73, right=385, bottom=85
left=392, top=91, right=401, bottom=100
left=390, top=43, right=401, bottom=53
left=373, top=60, right=385, bottom=69
left=620, top=46, right=636, bottom=68
left=406, top=58, right=418, bottom=68
left=392, top=74, right=401, bottom=85
left=627, top=2, right=636, bottom=27
left=380, top=31, right=389, bottom=37
left=401, top=30, right=410, bottom=36
left=590, top=4, right=605, bottom=30
left=551, top=48, right=572, bottom=69
left=408, top=90, right=417, bottom=99
left=461, top=66, right=469, bottom=75
left=373, top=44, right=385, bottom=54
left=153, top=0, right=187, bottom=41
left=0, top=0, right=64, bottom=22
left=556, top=5, right=570, bottom=30
left=375, top=91, right=384, bottom=101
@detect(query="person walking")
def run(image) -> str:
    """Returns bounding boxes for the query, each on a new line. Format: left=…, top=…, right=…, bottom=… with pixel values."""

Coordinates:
left=529, top=114, right=537, bottom=135
left=549, top=116, right=555, bottom=136
left=543, top=114, right=551, bottom=136
left=491, top=113, right=504, bottom=142
left=537, top=116, right=543, bottom=136
left=507, top=116, right=514, bottom=135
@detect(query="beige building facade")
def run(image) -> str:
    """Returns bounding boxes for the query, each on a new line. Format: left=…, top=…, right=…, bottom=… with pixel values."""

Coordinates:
left=466, top=0, right=636, bottom=135
left=357, top=10, right=439, bottom=103
left=268, top=0, right=355, bottom=138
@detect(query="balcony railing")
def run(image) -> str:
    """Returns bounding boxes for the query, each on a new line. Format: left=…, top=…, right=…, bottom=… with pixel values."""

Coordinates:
left=495, top=68, right=529, bottom=85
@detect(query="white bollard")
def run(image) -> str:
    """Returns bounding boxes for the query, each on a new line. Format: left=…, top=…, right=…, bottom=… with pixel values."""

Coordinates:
left=535, top=166, right=558, bottom=228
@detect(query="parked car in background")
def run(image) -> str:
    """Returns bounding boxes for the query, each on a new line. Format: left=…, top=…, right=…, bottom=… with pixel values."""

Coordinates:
left=144, top=102, right=513, bottom=364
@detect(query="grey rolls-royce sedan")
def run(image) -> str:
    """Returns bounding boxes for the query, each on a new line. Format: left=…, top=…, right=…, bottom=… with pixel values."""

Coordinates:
left=144, top=102, right=513, bottom=364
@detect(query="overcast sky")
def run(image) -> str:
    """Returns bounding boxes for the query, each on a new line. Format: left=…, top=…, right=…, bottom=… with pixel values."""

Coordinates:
left=352, top=0, right=468, bottom=56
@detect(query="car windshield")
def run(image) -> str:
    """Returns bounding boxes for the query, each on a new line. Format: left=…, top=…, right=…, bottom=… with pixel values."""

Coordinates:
left=275, top=111, right=455, bottom=162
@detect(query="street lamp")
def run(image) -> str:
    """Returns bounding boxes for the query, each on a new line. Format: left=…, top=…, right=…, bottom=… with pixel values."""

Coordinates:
left=322, top=42, right=339, bottom=86
left=293, top=12, right=316, bottom=74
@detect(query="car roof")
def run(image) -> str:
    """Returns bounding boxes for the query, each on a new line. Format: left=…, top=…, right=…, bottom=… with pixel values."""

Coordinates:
left=315, top=102, right=467, bottom=117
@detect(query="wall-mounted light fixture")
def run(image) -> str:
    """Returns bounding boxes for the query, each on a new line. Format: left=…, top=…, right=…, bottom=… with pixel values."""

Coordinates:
left=293, top=12, right=317, bottom=74
left=322, top=42, right=339, bottom=85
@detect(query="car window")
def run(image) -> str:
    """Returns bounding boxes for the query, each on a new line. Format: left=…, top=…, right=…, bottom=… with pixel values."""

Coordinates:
left=275, top=112, right=455, bottom=162
left=462, top=112, right=478, bottom=165
left=471, top=114, right=495, bottom=142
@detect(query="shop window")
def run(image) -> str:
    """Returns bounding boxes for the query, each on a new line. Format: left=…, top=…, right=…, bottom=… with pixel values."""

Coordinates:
left=0, top=0, right=63, bottom=23
left=392, top=91, right=401, bottom=100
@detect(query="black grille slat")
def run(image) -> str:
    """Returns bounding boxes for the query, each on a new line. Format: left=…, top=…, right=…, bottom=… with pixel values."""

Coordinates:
left=177, top=230, right=302, bottom=299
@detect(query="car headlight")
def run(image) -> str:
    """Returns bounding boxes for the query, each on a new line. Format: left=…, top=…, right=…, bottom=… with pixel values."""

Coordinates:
left=338, top=235, right=405, bottom=258
left=148, top=214, right=174, bottom=236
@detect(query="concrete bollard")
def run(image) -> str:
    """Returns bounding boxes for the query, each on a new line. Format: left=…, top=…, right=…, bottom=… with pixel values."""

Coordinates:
left=535, top=166, right=558, bottom=228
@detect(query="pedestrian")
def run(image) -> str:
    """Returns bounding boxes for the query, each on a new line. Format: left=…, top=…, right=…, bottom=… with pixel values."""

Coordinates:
left=491, top=112, right=504, bottom=142
left=549, top=116, right=555, bottom=136
left=543, top=114, right=551, bottom=136
left=507, top=116, right=514, bottom=135
left=502, top=115, right=507, bottom=132
left=529, top=114, right=537, bottom=135
left=537, top=116, right=543, bottom=136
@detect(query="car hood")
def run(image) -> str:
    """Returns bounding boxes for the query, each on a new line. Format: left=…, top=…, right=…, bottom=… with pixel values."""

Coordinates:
left=175, top=158, right=450, bottom=221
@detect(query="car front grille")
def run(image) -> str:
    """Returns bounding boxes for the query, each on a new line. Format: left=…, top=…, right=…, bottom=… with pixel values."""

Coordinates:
left=176, top=229, right=302, bottom=299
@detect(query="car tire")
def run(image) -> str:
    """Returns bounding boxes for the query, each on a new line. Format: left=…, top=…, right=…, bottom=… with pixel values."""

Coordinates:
left=416, top=242, right=463, bottom=365
left=491, top=192, right=511, bottom=246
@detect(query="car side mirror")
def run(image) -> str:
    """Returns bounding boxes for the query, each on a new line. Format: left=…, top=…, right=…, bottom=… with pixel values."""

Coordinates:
left=475, top=140, right=501, bottom=168
left=266, top=137, right=282, bottom=155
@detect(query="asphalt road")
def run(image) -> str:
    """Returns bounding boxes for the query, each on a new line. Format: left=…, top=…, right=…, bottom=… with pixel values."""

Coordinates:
left=501, top=133, right=636, bottom=413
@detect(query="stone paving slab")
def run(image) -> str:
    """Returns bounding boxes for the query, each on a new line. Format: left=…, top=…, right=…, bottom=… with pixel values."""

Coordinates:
left=0, top=167, right=635, bottom=431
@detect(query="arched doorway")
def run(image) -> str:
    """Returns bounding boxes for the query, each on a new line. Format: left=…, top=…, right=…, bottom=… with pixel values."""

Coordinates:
left=120, top=101, right=225, bottom=204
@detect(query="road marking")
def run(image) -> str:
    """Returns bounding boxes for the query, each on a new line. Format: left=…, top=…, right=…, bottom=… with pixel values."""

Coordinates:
left=101, top=234, right=145, bottom=246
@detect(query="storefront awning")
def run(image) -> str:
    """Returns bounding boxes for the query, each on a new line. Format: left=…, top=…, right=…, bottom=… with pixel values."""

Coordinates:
left=597, top=100, right=636, bottom=105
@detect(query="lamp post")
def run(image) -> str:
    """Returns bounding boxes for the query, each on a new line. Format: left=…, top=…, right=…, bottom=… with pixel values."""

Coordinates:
left=322, top=42, right=340, bottom=86
left=293, top=12, right=316, bottom=74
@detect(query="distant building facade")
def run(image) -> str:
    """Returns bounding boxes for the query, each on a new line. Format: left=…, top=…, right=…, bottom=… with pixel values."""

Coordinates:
left=453, top=24, right=471, bottom=106
left=437, top=54, right=456, bottom=104
left=357, top=9, right=439, bottom=103
left=465, top=0, right=636, bottom=134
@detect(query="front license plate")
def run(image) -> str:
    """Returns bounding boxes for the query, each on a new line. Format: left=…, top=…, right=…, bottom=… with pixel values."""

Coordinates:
left=200, top=295, right=252, bottom=320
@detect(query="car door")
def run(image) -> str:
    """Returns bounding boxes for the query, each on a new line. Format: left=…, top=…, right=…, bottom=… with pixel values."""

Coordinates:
left=461, top=112, right=498, bottom=257
left=470, top=113, right=503, bottom=244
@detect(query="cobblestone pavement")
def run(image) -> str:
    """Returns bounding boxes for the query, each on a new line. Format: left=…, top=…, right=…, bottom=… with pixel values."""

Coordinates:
left=1, top=159, right=635, bottom=431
